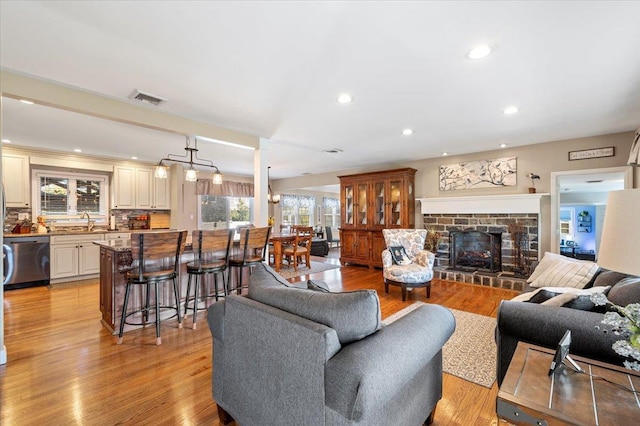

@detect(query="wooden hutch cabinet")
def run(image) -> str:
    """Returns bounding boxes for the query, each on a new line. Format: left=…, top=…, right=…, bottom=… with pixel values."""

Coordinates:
left=339, top=168, right=416, bottom=268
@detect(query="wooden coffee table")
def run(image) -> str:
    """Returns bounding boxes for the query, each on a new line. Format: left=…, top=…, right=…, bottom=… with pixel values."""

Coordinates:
left=497, top=342, right=640, bottom=425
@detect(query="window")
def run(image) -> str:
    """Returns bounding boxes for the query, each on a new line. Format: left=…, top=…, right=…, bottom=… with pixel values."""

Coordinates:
left=198, top=195, right=254, bottom=230
left=33, top=169, right=109, bottom=221
left=323, top=197, right=340, bottom=227
left=281, top=195, right=315, bottom=226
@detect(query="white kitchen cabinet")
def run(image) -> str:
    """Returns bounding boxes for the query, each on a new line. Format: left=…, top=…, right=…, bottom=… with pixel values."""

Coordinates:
left=104, top=232, right=130, bottom=241
left=113, top=166, right=170, bottom=209
left=50, top=234, right=104, bottom=281
left=113, top=166, right=136, bottom=209
left=2, top=153, right=30, bottom=207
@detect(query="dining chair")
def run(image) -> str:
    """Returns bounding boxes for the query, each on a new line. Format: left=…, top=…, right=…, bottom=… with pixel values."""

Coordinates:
left=283, top=226, right=313, bottom=271
left=118, top=230, right=187, bottom=345
left=184, top=229, right=233, bottom=329
left=227, top=226, right=272, bottom=294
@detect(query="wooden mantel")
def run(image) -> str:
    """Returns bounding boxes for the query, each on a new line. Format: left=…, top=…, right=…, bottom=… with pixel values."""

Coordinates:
left=417, top=193, right=550, bottom=215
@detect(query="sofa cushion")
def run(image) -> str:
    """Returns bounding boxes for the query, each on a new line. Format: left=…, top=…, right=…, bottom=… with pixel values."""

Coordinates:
left=527, top=252, right=599, bottom=289
left=249, top=264, right=382, bottom=344
left=606, top=276, right=640, bottom=307
left=513, top=286, right=610, bottom=310
left=592, top=269, right=631, bottom=288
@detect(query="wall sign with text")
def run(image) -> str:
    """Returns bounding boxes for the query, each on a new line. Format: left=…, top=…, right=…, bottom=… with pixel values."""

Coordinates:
left=568, top=147, right=615, bottom=161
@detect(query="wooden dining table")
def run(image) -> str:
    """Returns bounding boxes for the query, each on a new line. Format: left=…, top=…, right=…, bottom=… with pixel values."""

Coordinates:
left=269, top=232, right=297, bottom=272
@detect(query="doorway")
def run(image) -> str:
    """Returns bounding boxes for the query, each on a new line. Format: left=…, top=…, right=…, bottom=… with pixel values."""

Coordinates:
left=550, top=166, right=633, bottom=260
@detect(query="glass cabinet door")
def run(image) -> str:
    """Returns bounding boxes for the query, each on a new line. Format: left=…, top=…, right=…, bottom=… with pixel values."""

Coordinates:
left=344, top=184, right=354, bottom=226
left=374, top=182, right=385, bottom=226
left=357, top=183, right=368, bottom=225
left=389, top=179, right=401, bottom=226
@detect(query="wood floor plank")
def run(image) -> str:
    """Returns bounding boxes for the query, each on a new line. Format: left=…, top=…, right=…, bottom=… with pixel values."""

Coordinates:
left=1, top=253, right=517, bottom=425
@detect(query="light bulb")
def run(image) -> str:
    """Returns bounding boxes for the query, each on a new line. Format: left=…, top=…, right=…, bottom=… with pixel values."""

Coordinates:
left=154, top=165, right=168, bottom=179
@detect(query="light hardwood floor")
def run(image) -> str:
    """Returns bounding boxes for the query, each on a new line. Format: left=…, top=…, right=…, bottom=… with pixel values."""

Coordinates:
left=1, top=252, right=517, bottom=425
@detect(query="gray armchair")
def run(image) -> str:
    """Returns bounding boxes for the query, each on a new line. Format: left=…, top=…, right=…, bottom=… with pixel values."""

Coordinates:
left=208, top=263, right=455, bottom=425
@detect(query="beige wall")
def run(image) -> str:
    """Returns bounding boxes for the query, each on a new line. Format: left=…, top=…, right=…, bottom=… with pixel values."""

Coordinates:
left=274, top=131, right=637, bottom=254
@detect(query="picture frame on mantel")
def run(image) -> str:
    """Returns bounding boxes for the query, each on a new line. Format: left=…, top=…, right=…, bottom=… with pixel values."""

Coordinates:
left=568, top=146, right=615, bottom=161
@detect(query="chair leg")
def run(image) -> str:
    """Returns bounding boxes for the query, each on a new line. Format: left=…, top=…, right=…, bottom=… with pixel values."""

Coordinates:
left=237, top=267, right=243, bottom=295
left=172, top=276, right=183, bottom=330
left=384, top=280, right=389, bottom=294
left=217, top=404, right=234, bottom=425
left=401, top=285, right=407, bottom=301
left=192, top=274, right=200, bottom=329
left=117, top=282, right=132, bottom=344
left=144, top=283, right=151, bottom=323
left=155, top=282, right=162, bottom=345
left=184, top=273, right=193, bottom=317
left=426, top=281, right=431, bottom=298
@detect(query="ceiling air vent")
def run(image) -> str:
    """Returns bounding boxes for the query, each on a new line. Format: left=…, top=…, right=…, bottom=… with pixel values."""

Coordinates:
left=322, top=148, right=344, bottom=154
left=128, top=89, right=167, bottom=106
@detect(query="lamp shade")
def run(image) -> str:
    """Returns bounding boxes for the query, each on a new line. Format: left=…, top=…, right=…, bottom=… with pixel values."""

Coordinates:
left=628, top=129, right=639, bottom=166
left=597, top=189, right=640, bottom=276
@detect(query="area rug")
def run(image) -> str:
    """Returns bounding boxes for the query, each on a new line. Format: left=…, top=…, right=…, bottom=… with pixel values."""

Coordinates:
left=383, top=301, right=497, bottom=388
left=276, top=261, right=341, bottom=279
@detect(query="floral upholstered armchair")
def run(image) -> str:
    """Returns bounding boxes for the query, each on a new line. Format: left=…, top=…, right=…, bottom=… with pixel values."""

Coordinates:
left=382, top=229, right=435, bottom=301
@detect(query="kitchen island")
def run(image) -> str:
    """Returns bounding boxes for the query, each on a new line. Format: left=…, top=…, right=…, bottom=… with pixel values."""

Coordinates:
left=95, top=238, right=199, bottom=334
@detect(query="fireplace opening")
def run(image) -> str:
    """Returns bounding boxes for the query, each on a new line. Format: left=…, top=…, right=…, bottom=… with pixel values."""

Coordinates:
left=450, top=230, right=502, bottom=273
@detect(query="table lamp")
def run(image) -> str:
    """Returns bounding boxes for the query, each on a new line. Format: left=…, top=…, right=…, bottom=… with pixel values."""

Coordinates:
left=597, top=189, right=640, bottom=276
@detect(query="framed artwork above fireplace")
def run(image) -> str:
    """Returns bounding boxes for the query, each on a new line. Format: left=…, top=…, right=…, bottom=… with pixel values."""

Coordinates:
left=439, top=156, right=517, bottom=191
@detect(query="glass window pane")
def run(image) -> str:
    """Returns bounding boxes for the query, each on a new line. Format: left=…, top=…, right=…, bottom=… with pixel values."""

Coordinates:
left=76, top=179, right=102, bottom=213
left=40, top=177, right=69, bottom=214
left=200, top=195, right=228, bottom=229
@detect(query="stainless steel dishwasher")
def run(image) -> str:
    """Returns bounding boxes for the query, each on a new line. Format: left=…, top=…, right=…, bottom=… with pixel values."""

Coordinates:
left=3, top=235, right=50, bottom=289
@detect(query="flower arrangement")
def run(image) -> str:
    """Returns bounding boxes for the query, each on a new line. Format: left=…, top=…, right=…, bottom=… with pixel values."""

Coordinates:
left=424, top=228, right=441, bottom=252
left=590, top=293, right=640, bottom=371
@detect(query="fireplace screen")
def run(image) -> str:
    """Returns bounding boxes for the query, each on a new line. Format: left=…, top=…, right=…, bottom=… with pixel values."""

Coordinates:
left=450, top=231, right=502, bottom=272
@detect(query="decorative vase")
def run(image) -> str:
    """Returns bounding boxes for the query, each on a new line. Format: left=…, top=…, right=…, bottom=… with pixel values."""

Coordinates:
left=528, top=187, right=536, bottom=194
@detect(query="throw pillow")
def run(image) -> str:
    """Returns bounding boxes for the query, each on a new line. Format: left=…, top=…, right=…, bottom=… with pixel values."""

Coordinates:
left=307, top=279, right=331, bottom=292
left=389, top=245, right=412, bottom=265
left=606, top=277, right=640, bottom=307
left=527, top=252, right=599, bottom=289
left=526, top=286, right=610, bottom=310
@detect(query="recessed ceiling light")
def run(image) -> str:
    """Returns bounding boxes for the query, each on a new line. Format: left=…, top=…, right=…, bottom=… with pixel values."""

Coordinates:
left=500, top=143, right=508, bottom=148
left=131, top=156, right=138, bottom=160
left=74, top=148, right=82, bottom=153
left=442, top=152, right=448, bottom=156
left=19, top=99, right=34, bottom=105
left=503, top=106, right=519, bottom=115
left=402, top=129, right=414, bottom=136
left=465, top=45, right=495, bottom=60
left=337, top=93, right=353, bottom=104
left=1, top=139, right=11, bottom=143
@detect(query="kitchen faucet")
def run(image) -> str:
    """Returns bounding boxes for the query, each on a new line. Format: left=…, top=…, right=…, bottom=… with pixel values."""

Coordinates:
left=81, top=212, right=94, bottom=232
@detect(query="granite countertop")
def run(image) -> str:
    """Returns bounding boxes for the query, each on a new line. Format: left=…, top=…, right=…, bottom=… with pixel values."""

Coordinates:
left=93, top=239, right=132, bottom=252
left=3, top=230, right=126, bottom=238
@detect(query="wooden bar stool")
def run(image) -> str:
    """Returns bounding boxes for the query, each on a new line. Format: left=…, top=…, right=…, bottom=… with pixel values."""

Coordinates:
left=118, top=230, right=187, bottom=345
left=227, top=226, right=271, bottom=294
left=184, top=229, right=232, bottom=329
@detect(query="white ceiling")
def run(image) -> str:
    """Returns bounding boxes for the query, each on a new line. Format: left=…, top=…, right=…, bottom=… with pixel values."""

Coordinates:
left=1, top=1, right=640, bottom=181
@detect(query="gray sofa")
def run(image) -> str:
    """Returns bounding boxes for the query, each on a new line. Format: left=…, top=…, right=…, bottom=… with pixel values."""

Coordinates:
left=496, top=267, right=640, bottom=385
left=207, top=263, right=455, bottom=425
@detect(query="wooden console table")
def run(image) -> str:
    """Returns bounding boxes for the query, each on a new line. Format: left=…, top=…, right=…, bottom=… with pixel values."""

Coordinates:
left=497, top=342, right=640, bottom=425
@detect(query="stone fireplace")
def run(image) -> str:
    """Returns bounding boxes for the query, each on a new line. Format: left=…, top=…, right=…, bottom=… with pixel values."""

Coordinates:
left=418, top=193, right=547, bottom=291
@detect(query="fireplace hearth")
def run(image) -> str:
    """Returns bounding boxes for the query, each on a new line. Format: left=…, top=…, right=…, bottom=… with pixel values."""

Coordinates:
left=450, top=230, right=502, bottom=272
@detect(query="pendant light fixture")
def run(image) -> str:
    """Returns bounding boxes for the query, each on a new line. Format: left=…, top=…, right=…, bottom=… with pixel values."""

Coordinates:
left=268, top=166, right=280, bottom=204
left=155, top=136, right=223, bottom=184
